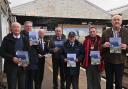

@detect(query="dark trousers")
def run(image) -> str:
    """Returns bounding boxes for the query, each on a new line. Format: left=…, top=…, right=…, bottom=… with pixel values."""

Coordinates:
left=25, top=69, right=40, bottom=89
left=86, top=65, right=101, bottom=89
left=52, top=59, right=65, bottom=89
left=26, top=60, right=45, bottom=89
left=6, top=67, right=26, bottom=89
left=66, top=75, right=79, bottom=89
left=38, top=59, right=45, bottom=88
left=105, top=62, right=124, bottom=89
left=25, top=69, right=39, bottom=89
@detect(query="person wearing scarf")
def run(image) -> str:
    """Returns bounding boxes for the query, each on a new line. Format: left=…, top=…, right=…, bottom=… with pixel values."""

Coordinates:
left=83, top=26, right=103, bottom=89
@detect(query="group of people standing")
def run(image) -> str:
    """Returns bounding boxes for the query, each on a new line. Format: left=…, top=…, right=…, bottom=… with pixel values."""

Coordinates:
left=0, top=21, right=48, bottom=89
left=0, top=14, right=128, bottom=89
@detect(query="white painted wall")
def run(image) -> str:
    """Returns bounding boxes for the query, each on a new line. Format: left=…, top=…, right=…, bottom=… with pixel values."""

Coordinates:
left=0, top=14, right=10, bottom=71
left=1, top=15, right=10, bottom=39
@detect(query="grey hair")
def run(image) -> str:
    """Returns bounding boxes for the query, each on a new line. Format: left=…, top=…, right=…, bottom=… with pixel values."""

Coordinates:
left=24, top=21, right=33, bottom=25
left=11, top=22, right=21, bottom=28
left=39, top=29, right=46, bottom=33
left=55, top=26, right=62, bottom=31
left=111, top=14, right=122, bottom=21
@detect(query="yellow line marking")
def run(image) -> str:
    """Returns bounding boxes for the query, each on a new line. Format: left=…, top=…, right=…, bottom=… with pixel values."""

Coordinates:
left=58, top=75, right=60, bottom=80
left=48, top=66, right=60, bottom=80
left=48, top=66, right=53, bottom=72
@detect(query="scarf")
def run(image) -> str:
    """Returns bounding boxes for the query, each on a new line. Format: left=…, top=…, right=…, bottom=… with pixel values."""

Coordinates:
left=83, top=35, right=101, bottom=68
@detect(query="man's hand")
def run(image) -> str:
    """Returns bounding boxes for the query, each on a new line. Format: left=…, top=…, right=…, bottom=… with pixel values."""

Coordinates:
left=64, top=58, right=68, bottom=62
left=53, top=47, right=60, bottom=53
left=103, top=42, right=110, bottom=48
left=29, top=41, right=33, bottom=46
left=38, top=54, right=43, bottom=58
left=21, top=64, right=28, bottom=68
left=13, top=57, right=21, bottom=65
left=121, top=43, right=127, bottom=50
left=75, top=58, right=79, bottom=62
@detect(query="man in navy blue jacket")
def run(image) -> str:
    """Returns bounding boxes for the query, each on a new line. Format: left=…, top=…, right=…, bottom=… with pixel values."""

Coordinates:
left=35, top=29, right=49, bottom=89
left=61, top=31, right=84, bottom=89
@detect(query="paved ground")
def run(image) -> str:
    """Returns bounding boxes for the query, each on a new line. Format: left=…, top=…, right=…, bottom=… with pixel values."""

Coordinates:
left=41, top=57, right=106, bottom=89
left=1, top=56, right=127, bottom=89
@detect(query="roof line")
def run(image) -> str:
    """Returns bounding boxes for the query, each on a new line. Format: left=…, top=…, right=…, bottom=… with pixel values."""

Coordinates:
left=83, top=0, right=111, bottom=15
left=11, top=0, right=35, bottom=9
left=121, top=7, right=128, bottom=13
left=108, top=3, right=128, bottom=12
left=12, top=14, right=110, bottom=20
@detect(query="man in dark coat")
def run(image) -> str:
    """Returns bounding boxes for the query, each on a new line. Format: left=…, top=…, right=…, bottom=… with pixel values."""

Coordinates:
left=35, top=29, right=49, bottom=89
left=21, top=21, right=46, bottom=89
left=61, top=31, right=84, bottom=89
left=49, top=26, right=66, bottom=89
left=0, top=22, right=29, bottom=89
left=102, top=14, right=128, bottom=89
left=21, top=21, right=33, bottom=37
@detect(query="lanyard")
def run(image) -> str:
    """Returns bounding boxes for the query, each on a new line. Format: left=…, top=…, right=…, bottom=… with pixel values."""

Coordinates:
left=112, top=28, right=120, bottom=38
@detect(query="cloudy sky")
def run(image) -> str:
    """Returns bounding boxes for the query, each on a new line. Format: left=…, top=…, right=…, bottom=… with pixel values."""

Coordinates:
left=9, top=0, right=128, bottom=10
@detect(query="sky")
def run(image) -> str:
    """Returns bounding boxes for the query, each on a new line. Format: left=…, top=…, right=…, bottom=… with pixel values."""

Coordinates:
left=9, top=0, right=128, bottom=11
